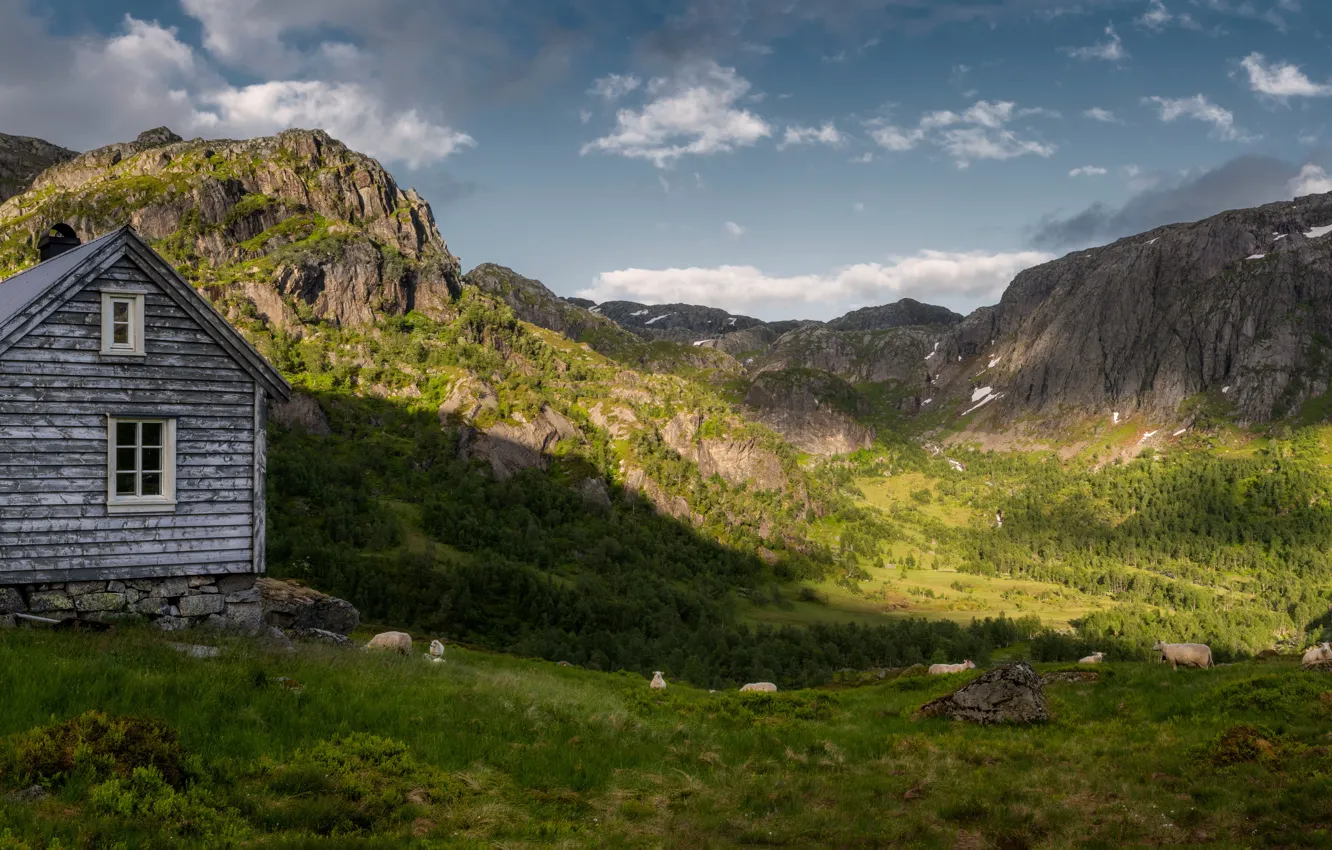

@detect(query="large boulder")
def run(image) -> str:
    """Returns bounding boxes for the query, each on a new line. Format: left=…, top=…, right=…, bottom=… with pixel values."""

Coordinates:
left=257, top=578, right=360, bottom=635
left=917, top=661, right=1049, bottom=724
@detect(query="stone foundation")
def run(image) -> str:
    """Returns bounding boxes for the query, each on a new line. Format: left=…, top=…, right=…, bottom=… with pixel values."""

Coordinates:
left=0, top=575, right=359, bottom=637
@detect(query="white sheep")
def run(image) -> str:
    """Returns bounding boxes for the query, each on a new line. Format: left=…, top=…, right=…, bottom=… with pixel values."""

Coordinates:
left=1153, top=640, right=1214, bottom=669
left=928, top=660, right=976, bottom=675
left=740, top=682, right=777, bottom=693
left=1302, top=642, right=1332, bottom=666
left=365, top=631, right=412, bottom=655
left=426, top=639, right=446, bottom=663
left=1079, top=651, right=1106, bottom=664
left=650, top=671, right=667, bottom=689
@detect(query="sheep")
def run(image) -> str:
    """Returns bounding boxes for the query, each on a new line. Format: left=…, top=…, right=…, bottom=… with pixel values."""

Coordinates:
left=365, top=631, right=412, bottom=655
left=928, top=660, right=976, bottom=675
left=650, top=671, right=667, bottom=689
left=1153, top=640, right=1214, bottom=669
left=740, top=682, right=777, bottom=693
left=1302, top=642, right=1332, bottom=666
left=425, top=639, right=446, bottom=663
left=1079, top=651, right=1106, bottom=664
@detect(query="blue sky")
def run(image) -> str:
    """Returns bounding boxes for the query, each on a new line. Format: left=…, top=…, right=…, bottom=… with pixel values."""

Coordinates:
left=2, top=0, right=1330, bottom=320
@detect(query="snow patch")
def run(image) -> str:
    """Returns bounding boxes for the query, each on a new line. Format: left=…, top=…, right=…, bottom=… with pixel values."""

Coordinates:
left=1222, top=386, right=1231, bottom=394
left=1172, top=428, right=1187, bottom=437
left=921, top=398, right=933, bottom=405
left=589, top=306, right=601, bottom=314
left=988, top=355, right=1002, bottom=368
left=962, top=391, right=1003, bottom=416
left=1246, top=254, right=1266, bottom=260
left=629, top=309, right=650, bottom=317
left=947, top=459, right=965, bottom=472
left=726, top=317, right=737, bottom=326
left=1304, top=224, right=1332, bottom=240
left=1146, top=238, right=1158, bottom=245
left=1274, top=233, right=1287, bottom=240
left=971, top=386, right=993, bottom=402
left=644, top=313, right=673, bottom=325
left=692, top=339, right=709, bottom=346
left=924, top=341, right=940, bottom=361
left=1138, top=430, right=1158, bottom=444
left=1112, top=411, right=1120, bottom=425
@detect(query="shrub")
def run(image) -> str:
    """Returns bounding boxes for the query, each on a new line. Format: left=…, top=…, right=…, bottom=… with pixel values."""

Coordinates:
left=5, top=711, right=189, bottom=789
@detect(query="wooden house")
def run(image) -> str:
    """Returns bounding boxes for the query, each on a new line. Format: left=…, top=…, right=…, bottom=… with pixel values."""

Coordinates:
left=0, top=224, right=290, bottom=602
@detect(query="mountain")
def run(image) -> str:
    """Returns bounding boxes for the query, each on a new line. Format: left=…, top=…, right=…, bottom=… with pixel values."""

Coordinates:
left=827, top=298, right=963, bottom=331
left=592, top=299, right=767, bottom=342
left=0, top=126, right=462, bottom=327
left=0, top=132, right=77, bottom=202
left=463, top=263, right=640, bottom=353
left=918, top=192, right=1332, bottom=429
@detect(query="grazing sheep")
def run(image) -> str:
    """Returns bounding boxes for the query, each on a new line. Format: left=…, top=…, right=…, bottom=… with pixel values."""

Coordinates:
left=1079, top=652, right=1106, bottom=664
left=928, top=660, right=976, bottom=675
left=650, top=671, right=667, bottom=689
left=1302, top=642, right=1332, bottom=666
left=740, top=682, right=777, bottom=693
left=365, top=631, right=412, bottom=655
left=1153, top=640, right=1214, bottom=669
left=426, top=639, right=445, bottom=663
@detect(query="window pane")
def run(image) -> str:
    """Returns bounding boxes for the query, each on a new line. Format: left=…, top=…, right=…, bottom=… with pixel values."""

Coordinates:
left=115, top=472, right=137, bottom=496
left=141, top=447, right=161, bottom=472
left=141, top=473, right=162, bottom=496
left=112, top=301, right=129, bottom=323
left=141, top=423, right=162, bottom=447
left=113, top=323, right=129, bottom=346
left=116, top=422, right=137, bottom=447
left=116, top=447, right=137, bottom=471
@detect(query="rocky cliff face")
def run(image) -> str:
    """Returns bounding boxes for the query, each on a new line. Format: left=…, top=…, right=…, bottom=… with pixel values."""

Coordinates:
left=463, top=263, right=640, bottom=352
left=743, top=370, right=874, bottom=455
left=924, top=192, right=1332, bottom=426
left=593, top=300, right=767, bottom=342
left=0, top=127, right=462, bottom=329
left=756, top=324, right=941, bottom=385
left=0, top=132, right=78, bottom=203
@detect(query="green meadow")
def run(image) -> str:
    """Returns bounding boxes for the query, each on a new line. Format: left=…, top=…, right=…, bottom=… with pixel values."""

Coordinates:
left=2, top=627, right=1332, bottom=848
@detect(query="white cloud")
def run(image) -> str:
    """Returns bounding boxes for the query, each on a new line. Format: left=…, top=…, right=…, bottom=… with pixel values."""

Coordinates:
left=578, top=249, right=1054, bottom=314
left=1083, top=107, right=1121, bottom=123
left=778, top=122, right=843, bottom=149
left=579, top=109, right=592, bottom=124
left=1123, top=164, right=1140, bottom=177
left=580, top=61, right=771, bottom=168
left=849, top=152, right=874, bottom=163
left=588, top=73, right=642, bottom=102
left=1063, top=25, right=1128, bottom=62
left=1239, top=53, right=1332, bottom=100
left=1290, top=164, right=1332, bottom=196
left=1134, top=0, right=1200, bottom=31
left=724, top=220, right=746, bottom=236
left=1142, top=94, right=1252, bottom=142
left=867, top=99, right=1055, bottom=167
left=1069, top=165, right=1108, bottom=177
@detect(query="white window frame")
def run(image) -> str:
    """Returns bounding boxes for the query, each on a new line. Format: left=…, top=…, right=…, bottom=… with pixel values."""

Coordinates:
left=100, top=290, right=147, bottom=357
left=106, top=416, right=177, bottom=514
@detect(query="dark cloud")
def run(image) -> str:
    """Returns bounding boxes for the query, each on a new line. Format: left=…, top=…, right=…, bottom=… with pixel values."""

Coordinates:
left=1028, top=154, right=1332, bottom=251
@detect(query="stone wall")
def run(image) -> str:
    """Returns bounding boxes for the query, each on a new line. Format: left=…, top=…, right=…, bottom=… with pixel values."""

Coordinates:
left=0, top=575, right=358, bottom=637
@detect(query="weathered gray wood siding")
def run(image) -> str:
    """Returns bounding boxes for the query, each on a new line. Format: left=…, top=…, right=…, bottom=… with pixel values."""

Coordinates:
left=0, top=254, right=258, bottom=583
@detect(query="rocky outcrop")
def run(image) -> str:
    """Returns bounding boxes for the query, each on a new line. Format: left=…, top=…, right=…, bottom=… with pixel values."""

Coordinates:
left=0, top=127, right=462, bottom=327
left=828, top=298, right=963, bottom=332
left=587, top=402, right=639, bottom=439
left=743, top=370, right=874, bottom=455
left=438, top=377, right=499, bottom=424
left=916, top=662, right=1050, bottom=724
left=463, top=264, right=639, bottom=351
left=658, top=412, right=787, bottom=490
left=458, top=406, right=581, bottom=480
left=757, top=324, right=939, bottom=384
left=269, top=392, right=332, bottom=435
left=257, top=577, right=360, bottom=635
left=594, top=300, right=767, bottom=342
left=0, top=133, right=78, bottom=202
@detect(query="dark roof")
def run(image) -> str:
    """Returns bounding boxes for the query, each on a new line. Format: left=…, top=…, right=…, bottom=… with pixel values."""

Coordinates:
left=0, top=226, right=290, bottom=401
left=0, top=228, right=123, bottom=327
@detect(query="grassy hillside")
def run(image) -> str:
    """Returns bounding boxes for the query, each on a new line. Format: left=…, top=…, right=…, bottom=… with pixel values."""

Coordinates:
left=1, top=628, right=1331, bottom=847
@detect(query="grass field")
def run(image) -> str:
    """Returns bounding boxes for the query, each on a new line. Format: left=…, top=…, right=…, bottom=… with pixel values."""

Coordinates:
left=2, top=627, right=1331, bottom=847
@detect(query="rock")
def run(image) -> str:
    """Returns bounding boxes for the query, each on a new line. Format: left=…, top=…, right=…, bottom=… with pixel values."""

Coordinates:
left=106, top=581, right=127, bottom=593
left=463, top=264, right=640, bottom=354
left=828, top=299, right=963, bottom=332
left=587, top=402, right=638, bottom=440
left=73, top=592, right=125, bottom=613
left=698, top=438, right=786, bottom=492
left=594, top=299, right=767, bottom=343
left=258, top=626, right=296, bottom=653
left=177, top=595, right=225, bottom=618
left=169, top=643, right=223, bottom=658
left=461, top=405, right=582, bottom=480
left=917, top=662, right=1050, bottom=725
left=288, top=627, right=352, bottom=647
left=219, top=602, right=263, bottom=634
left=576, top=478, right=612, bottom=510
left=1, top=614, right=15, bottom=629
left=1039, top=670, right=1101, bottom=685
left=27, top=591, right=73, bottom=613
left=0, top=132, right=77, bottom=203
left=270, top=392, right=332, bottom=435
left=134, top=598, right=170, bottom=616
left=151, top=578, right=190, bottom=598
left=743, top=370, right=874, bottom=456
left=257, top=578, right=360, bottom=635
left=188, top=576, right=216, bottom=588
left=0, top=587, right=25, bottom=614
left=135, top=126, right=184, bottom=146
left=224, top=588, right=262, bottom=604
left=152, top=616, right=191, bottom=632
left=65, top=580, right=106, bottom=596
left=438, top=377, right=499, bottom=424
left=4, top=785, right=47, bottom=804
left=216, top=575, right=257, bottom=594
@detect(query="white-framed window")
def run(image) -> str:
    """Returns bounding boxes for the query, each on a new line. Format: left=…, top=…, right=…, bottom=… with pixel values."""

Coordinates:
left=100, top=290, right=146, bottom=356
left=106, top=417, right=177, bottom=513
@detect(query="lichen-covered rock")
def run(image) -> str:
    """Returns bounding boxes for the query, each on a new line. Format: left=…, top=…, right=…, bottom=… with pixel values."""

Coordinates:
left=177, top=594, right=225, bottom=618
left=917, top=661, right=1050, bottom=725
left=269, top=392, right=332, bottom=436
left=257, top=578, right=359, bottom=635
left=0, top=132, right=77, bottom=202
left=73, top=592, right=126, bottom=613
left=1039, top=670, right=1101, bottom=685
left=0, top=587, right=25, bottom=614
left=459, top=405, right=581, bottom=480
left=27, top=591, right=73, bottom=613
